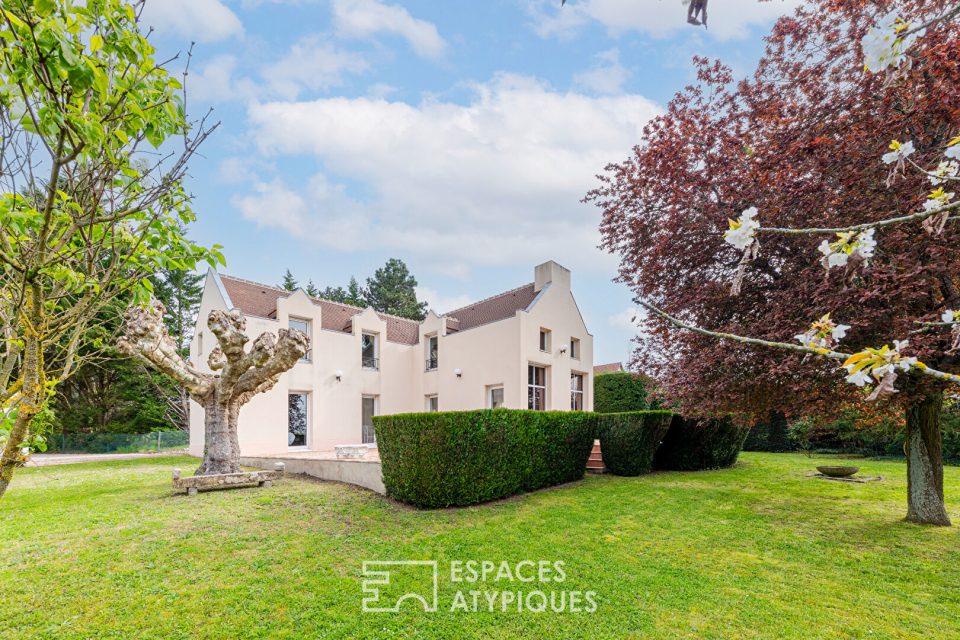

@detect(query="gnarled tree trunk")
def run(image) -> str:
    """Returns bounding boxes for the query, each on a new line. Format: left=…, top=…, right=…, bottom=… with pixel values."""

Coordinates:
left=904, top=391, right=951, bottom=526
left=121, top=301, right=308, bottom=477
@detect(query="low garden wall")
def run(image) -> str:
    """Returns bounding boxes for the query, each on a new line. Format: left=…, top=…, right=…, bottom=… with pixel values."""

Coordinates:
left=374, top=409, right=596, bottom=508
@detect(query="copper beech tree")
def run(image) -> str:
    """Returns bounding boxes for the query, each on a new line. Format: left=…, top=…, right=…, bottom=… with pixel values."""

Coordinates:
left=590, top=0, right=960, bottom=525
left=120, top=303, right=309, bottom=476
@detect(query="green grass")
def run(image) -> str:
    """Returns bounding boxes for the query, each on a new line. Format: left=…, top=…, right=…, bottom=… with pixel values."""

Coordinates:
left=2, top=453, right=959, bottom=639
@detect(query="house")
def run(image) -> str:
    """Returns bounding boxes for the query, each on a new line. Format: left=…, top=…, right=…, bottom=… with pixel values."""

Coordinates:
left=594, top=362, right=624, bottom=375
left=188, top=260, right=594, bottom=457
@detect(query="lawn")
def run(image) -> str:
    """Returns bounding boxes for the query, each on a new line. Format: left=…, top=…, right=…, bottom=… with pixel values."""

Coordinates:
left=2, top=453, right=959, bottom=639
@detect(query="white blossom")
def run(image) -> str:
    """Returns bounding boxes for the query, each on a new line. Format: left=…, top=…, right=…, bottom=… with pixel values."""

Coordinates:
left=946, top=144, right=960, bottom=161
left=723, top=207, right=760, bottom=251
left=882, top=140, right=915, bottom=165
left=942, top=309, right=959, bottom=323
left=832, top=324, right=851, bottom=341
left=930, top=160, right=959, bottom=185
left=819, top=228, right=876, bottom=270
left=862, top=12, right=921, bottom=72
left=845, top=369, right=872, bottom=386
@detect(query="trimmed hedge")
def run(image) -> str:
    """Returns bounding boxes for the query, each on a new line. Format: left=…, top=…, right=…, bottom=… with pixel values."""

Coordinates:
left=653, top=415, right=750, bottom=471
left=597, top=411, right=674, bottom=476
left=593, top=372, right=650, bottom=413
left=374, top=409, right=597, bottom=508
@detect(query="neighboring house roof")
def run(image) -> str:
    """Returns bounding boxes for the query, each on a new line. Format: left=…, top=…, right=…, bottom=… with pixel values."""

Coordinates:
left=218, top=274, right=421, bottom=345
left=443, top=283, right=538, bottom=331
left=594, top=362, right=624, bottom=375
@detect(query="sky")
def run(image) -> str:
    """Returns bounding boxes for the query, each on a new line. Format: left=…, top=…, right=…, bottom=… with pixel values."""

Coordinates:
left=141, top=0, right=801, bottom=366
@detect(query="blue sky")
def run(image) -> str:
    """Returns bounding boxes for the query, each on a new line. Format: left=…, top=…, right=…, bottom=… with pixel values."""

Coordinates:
left=142, top=0, right=800, bottom=366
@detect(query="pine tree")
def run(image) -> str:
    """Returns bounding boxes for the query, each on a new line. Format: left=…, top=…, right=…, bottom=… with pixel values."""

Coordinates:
left=305, top=280, right=319, bottom=297
left=280, top=269, right=298, bottom=291
left=364, top=259, right=427, bottom=320
left=345, top=277, right=367, bottom=307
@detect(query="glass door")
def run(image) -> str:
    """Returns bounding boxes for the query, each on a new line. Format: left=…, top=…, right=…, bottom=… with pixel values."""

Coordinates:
left=361, top=396, right=377, bottom=444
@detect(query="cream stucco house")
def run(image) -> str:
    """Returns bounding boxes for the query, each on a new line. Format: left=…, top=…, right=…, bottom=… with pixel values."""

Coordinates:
left=188, top=260, right=593, bottom=457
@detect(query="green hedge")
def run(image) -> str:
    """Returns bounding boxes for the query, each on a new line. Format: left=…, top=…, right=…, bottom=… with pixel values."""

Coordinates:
left=593, top=372, right=650, bottom=413
left=653, top=415, right=750, bottom=471
left=597, top=411, right=674, bottom=476
left=374, top=409, right=597, bottom=508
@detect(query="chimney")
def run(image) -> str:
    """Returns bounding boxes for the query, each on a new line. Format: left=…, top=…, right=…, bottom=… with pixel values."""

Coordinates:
left=534, top=261, right=571, bottom=293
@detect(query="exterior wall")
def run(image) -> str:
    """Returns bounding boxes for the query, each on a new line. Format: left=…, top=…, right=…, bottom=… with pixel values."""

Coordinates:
left=189, top=261, right=594, bottom=457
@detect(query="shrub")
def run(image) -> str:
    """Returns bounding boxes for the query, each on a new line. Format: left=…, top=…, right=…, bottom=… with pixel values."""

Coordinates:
left=597, top=411, right=674, bottom=476
left=593, top=372, right=650, bottom=413
left=653, top=415, right=750, bottom=471
left=743, top=411, right=795, bottom=452
left=374, top=409, right=597, bottom=508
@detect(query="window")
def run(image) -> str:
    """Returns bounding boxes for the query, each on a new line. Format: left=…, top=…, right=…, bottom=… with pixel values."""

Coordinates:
left=361, top=332, right=379, bottom=370
left=425, top=335, right=438, bottom=371
left=197, top=332, right=203, bottom=356
left=488, top=386, right=504, bottom=409
left=570, top=337, right=580, bottom=360
left=288, top=392, right=308, bottom=447
left=539, top=329, right=551, bottom=352
left=289, top=317, right=311, bottom=361
left=570, top=373, right=584, bottom=411
left=362, top=396, right=377, bottom=444
left=528, top=365, right=547, bottom=410
left=426, top=395, right=439, bottom=412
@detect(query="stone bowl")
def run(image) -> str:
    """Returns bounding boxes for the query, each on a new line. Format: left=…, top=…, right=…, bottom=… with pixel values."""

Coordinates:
left=817, top=465, right=860, bottom=478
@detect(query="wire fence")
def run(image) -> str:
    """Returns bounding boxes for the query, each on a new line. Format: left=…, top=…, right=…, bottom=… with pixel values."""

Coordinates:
left=47, top=431, right=189, bottom=454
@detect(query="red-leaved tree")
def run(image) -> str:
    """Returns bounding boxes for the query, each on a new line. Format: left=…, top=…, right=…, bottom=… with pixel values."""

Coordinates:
left=589, top=0, right=960, bottom=525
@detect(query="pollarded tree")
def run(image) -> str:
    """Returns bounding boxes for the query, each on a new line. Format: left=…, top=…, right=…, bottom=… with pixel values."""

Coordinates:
left=120, top=302, right=309, bottom=475
left=0, top=0, right=223, bottom=498
left=589, top=0, right=960, bottom=524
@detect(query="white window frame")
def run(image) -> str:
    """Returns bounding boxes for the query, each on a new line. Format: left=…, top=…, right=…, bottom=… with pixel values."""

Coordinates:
left=361, top=332, right=379, bottom=370
left=425, top=334, right=439, bottom=371
left=570, top=337, right=580, bottom=360
left=570, top=372, right=585, bottom=411
left=289, top=317, right=312, bottom=362
left=362, top=395, right=378, bottom=444
left=539, top=328, right=551, bottom=353
left=528, top=365, right=547, bottom=411
left=426, top=395, right=439, bottom=412
left=487, top=385, right=505, bottom=409
left=288, top=391, right=310, bottom=449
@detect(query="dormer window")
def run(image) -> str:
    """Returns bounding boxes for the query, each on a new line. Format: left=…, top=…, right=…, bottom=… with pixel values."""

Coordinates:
left=362, top=332, right=379, bottom=370
left=425, top=334, right=438, bottom=371
left=289, top=317, right=311, bottom=362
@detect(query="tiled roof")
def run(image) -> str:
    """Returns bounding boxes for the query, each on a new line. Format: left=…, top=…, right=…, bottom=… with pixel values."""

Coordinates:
left=443, top=283, right=538, bottom=331
left=594, top=362, right=624, bottom=375
left=218, top=274, right=421, bottom=345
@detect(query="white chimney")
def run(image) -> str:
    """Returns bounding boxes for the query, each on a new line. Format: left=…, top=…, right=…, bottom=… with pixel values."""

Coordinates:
left=534, top=260, right=571, bottom=293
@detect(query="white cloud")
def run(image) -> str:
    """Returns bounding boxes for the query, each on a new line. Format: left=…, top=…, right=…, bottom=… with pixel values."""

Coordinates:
left=189, top=55, right=259, bottom=105
left=261, top=36, right=369, bottom=99
left=573, top=48, right=629, bottom=94
left=239, top=73, right=659, bottom=274
left=530, top=0, right=801, bottom=42
left=609, top=307, right=644, bottom=331
left=141, top=0, right=243, bottom=42
left=331, top=0, right=447, bottom=59
left=415, top=286, right=474, bottom=315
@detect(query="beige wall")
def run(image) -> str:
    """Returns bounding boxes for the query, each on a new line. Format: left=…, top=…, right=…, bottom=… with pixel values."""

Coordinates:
left=189, top=261, right=593, bottom=457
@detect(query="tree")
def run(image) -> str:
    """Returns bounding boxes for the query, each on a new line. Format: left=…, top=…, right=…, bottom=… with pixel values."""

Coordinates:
left=365, top=259, right=427, bottom=320
left=305, top=280, right=319, bottom=297
left=152, top=266, right=204, bottom=353
left=121, top=303, right=308, bottom=475
left=594, top=372, right=650, bottom=413
left=589, top=0, right=960, bottom=524
left=345, top=276, right=367, bottom=307
left=0, top=0, right=222, bottom=498
left=280, top=269, right=298, bottom=292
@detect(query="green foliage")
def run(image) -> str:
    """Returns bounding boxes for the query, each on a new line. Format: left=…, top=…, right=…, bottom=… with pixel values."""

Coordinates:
left=374, top=409, right=596, bottom=507
left=743, top=411, right=796, bottom=452
left=365, top=258, right=427, bottom=320
left=593, top=372, right=650, bottom=413
left=305, top=280, right=319, bottom=297
left=597, top=411, right=673, bottom=476
left=653, top=415, right=750, bottom=471
left=280, top=269, right=298, bottom=291
left=150, top=266, right=204, bottom=353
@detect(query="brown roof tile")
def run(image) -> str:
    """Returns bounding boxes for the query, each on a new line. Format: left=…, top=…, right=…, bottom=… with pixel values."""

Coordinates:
left=218, top=274, right=421, bottom=345
left=594, top=362, right=624, bottom=375
left=443, top=283, right=538, bottom=331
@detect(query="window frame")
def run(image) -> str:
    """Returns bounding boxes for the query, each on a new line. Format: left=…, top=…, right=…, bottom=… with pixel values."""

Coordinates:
left=425, top=334, right=439, bottom=371
left=570, top=372, right=585, bottom=411
left=426, top=395, right=439, bottom=412
left=487, top=385, right=505, bottom=409
left=288, top=317, right=312, bottom=362
left=569, top=337, right=580, bottom=360
left=361, top=332, right=379, bottom=370
left=361, top=395, right=378, bottom=444
left=287, top=391, right=310, bottom=448
left=528, top=365, right=547, bottom=410
left=539, top=328, right=551, bottom=353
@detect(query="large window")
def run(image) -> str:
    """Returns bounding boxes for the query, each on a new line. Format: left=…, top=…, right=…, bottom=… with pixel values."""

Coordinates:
left=362, top=396, right=377, bottom=444
left=425, top=335, right=438, bottom=371
left=289, top=317, right=311, bottom=362
left=288, top=392, right=308, bottom=447
left=570, top=373, right=584, bottom=411
left=528, top=365, right=546, bottom=410
left=361, top=332, right=379, bottom=370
